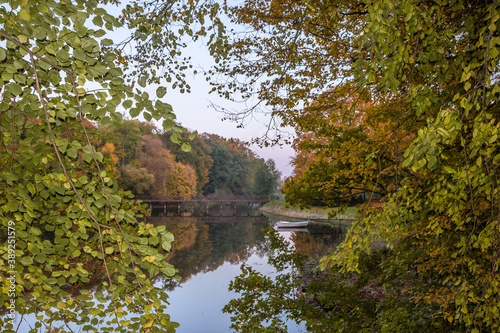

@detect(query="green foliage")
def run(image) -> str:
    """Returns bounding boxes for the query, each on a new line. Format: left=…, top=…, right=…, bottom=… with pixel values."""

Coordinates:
left=223, top=227, right=307, bottom=332
left=0, top=1, right=182, bottom=331
left=101, top=120, right=154, bottom=166
left=118, top=164, right=155, bottom=195
left=201, top=134, right=258, bottom=196
left=253, top=159, right=281, bottom=197
left=225, top=230, right=462, bottom=332
left=123, top=0, right=500, bottom=331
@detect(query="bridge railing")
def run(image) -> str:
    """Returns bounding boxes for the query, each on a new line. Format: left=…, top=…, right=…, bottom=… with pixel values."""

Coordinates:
left=134, top=195, right=271, bottom=202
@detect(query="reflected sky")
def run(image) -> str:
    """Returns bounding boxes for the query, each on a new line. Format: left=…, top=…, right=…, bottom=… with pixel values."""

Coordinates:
left=151, top=216, right=346, bottom=333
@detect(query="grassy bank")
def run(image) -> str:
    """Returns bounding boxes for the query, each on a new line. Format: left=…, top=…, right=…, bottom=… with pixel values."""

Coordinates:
left=260, top=200, right=358, bottom=220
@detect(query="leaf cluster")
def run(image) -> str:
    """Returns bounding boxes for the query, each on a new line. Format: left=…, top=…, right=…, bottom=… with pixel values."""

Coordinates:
left=0, top=0, right=184, bottom=331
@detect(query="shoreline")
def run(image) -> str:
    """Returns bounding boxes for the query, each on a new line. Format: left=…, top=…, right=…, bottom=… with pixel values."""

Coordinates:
left=259, top=200, right=357, bottom=221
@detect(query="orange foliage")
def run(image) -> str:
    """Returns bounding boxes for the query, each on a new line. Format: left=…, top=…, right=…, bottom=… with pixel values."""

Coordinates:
left=284, top=85, right=411, bottom=207
left=166, top=162, right=197, bottom=199
left=99, top=142, right=119, bottom=174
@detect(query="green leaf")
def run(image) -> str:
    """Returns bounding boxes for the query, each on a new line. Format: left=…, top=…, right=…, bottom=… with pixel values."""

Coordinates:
left=0, top=48, right=6, bottom=61
left=20, top=256, right=33, bottom=265
left=74, top=48, right=86, bottom=61
left=129, top=108, right=140, bottom=118
left=170, top=132, right=181, bottom=144
left=93, top=15, right=103, bottom=27
left=67, top=148, right=78, bottom=159
left=181, top=142, right=191, bottom=152
left=123, top=100, right=132, bottom=109
left=94, top=29, right=106, bottom=37
left=161, top=241, right=171, bottom=251
left=94, top=197, right=107, bottom=208
left=138, top=76, right=147, bottom=88
left=46, top=277, right=58, bottom=285
left=82, top=152, right=92, bottom=163
left=7, top=83, right=23, bottom=96
left=156, top=86, right=167, bottom=98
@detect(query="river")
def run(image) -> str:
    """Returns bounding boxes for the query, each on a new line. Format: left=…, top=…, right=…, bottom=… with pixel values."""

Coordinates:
left=151, top=215, right=347, bottom=332
left=13, top=215, right=347, bottom=332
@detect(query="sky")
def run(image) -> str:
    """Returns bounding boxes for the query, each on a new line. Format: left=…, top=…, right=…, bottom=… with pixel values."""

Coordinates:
left=145, top=46, right=297, bottom=178
left=104, top=5, right=296, bottom=178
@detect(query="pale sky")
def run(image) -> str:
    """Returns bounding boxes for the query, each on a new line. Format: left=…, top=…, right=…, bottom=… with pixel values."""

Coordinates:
left=104, top=5, right=296, bottom=178
left=151, top=47, right=296, bottom=178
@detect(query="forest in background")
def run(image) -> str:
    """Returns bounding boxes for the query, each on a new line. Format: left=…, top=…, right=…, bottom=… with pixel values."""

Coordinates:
left=98, top=120, right=282, bottom=199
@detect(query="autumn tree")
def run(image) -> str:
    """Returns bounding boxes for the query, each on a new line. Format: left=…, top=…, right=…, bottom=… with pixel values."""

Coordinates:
left=165, top=162, right=198, bottom=199
left=160, top=130, right=213, bottom=194
left=100, top=119, right=155, bottom=165
left=283, top=87, right=412, bottom=208
left=136, top=135, right=176, bottom=197
left=0, top=0, right=185, bottom=331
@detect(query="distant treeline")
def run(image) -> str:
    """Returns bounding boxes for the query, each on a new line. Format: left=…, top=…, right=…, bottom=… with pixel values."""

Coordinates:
left=97, top=120, right=281, bottom=199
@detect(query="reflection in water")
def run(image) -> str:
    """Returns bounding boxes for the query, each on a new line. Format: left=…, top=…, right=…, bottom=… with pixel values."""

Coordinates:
left=150, top=217, right=272, bottom=291
left=289, top=225, right=348, bottom=260
left=12, top=216, right=346, bottom=332
left=147, top=216, right=347, bottom=333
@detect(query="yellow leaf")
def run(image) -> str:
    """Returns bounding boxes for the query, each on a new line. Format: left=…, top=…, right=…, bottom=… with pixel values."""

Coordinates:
left=19, top=9, right=31, bottom=21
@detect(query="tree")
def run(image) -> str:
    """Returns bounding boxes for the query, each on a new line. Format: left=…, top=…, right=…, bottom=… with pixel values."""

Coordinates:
left=254, top=159, right=281, bottom=197
left=118, top=164, right=155, bottom=195
left=136, top=135, right=176, bottom=197
left=160, top=130, right=213, bottom=195
left=122, top=0, right=500, bottom=331
left=201, top=134, right=260, bottom=196
left=165, top=162, right=197, bottom=199
left=283, top=87, right=411, bottom=208
left=100, top=119, right=154, bottom=166
left=0, top=1, right=184, bottom=331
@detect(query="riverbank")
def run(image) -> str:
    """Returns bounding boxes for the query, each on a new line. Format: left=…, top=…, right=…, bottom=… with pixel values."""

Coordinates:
left=259, top=200, right=358, bottom=220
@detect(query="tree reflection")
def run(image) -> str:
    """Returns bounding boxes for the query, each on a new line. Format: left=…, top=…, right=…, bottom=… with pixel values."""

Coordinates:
left=223, top=225, right=349, bottom=332
left=149, top=218, right=272, bottom=291
left=289, top=223, right=348, bottom=259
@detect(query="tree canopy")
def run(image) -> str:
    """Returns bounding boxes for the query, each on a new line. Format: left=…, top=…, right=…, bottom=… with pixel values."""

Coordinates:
left=2, top=0, right=499, bottom=331
left=122, top=0, right=500, bottom=331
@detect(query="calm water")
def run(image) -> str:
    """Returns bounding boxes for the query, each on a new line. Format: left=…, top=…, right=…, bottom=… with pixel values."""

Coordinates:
left=151, top=215, right=347, bottom=332
left=14, top=215, right=347, bottom=332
